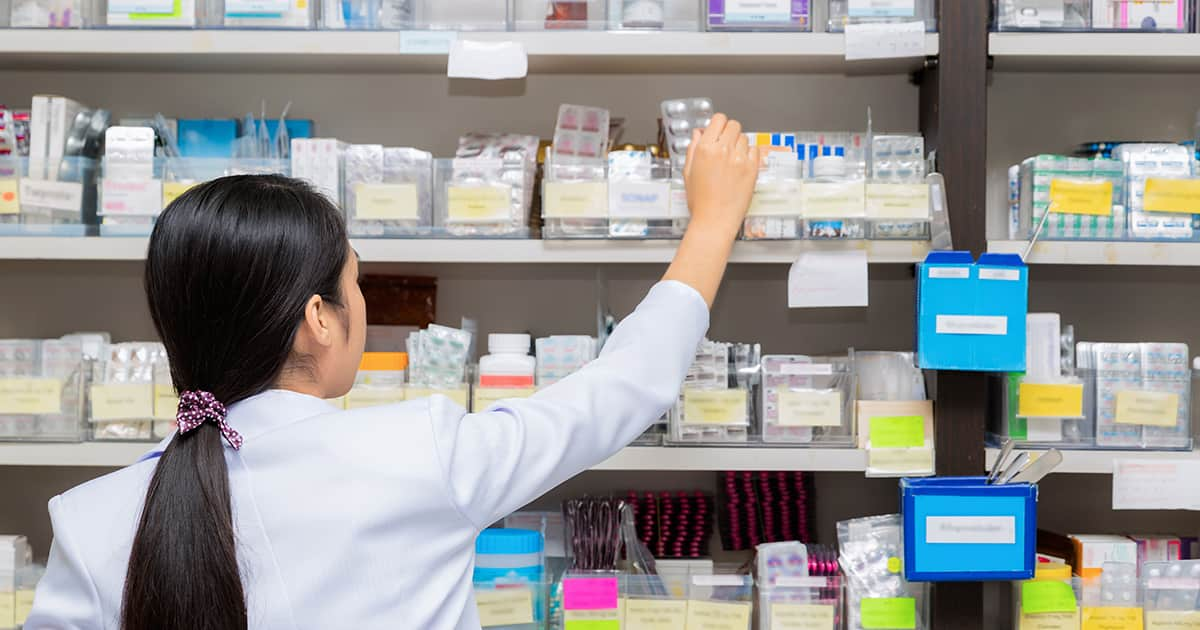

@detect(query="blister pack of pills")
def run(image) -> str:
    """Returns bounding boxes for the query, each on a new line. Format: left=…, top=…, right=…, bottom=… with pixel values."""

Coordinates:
left=535, top=335, right=597, bottom=386
left=553, top=104, right=609, bottom=166
left=660, top=98, right=713, bottom=166
left=408, top=325, right=473, bottom=388
left=1145, top=560, right=1200, bottom=611
left=92, top=342, right=167, bottom=441
left=1116, top=143, right=1197, bottom=241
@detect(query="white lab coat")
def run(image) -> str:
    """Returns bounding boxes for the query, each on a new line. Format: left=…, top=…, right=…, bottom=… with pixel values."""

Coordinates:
left=25, top=280, right=708, bottom=629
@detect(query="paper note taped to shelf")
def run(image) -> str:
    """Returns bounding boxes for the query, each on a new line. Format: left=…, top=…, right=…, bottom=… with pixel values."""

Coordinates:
left=1081, top=606, right=1142, bottom=629
left=788, top=250, right=868, bottom=308
left=769, top=603, right=836, bottom=630
left=447, top=185, right=511, bottom=223
left=448, top=39, right=528, bottom=80
left=844, top=21, right=925, bottom=61
left=683, top=389, right=748, bottom=425
left=1049, top=179, right=1112, bottom=216
left=623, top=599, right=686, bottom=630
left=405, top=386, right=469, bottom=408
left=473, top=387, right=536, bottom=411
left=1146, top=610, right=1200, bottom=629
left=1144, top=178, right=1200, bottom=214
left=1112, top=459, right=1200, bottom=510
left=0, top=378, right=63, bottom=415
left=1021, top=580, right=1078, bottom=615
left=935, top=315, right=1007, bottom=336
left=778, top=390, right=843, bottom=427
left=475, top=588, right=534, bottom=627
left=161, top=182, right=196, bottom=207
left=1114, top=390, right=1179, bottom=427
left=860, top=597, right=916, bottom=630
left=353, top=183, right=419, bottom=220
left=19, top=178, right=83, bottom=212
left=1018, top=383, right=1085, bottom=419
left=0, top=179, right=18, bottom=215
left=866, top=183, right=930, bottom=219
left=925, top=516, right=1015, bottom=545
left=685, top=600, right=752, bottom=630
left=399, top=30, right=457, bottom=54
left=543, top=181, right=609, bottom=218
left=345, top=387, right=407, bottom=410
left=90, top=383, right=154, bottom=421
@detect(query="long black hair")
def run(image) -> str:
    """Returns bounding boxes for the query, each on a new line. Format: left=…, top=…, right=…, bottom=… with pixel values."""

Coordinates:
left=124, top=174, right=349, bottom=630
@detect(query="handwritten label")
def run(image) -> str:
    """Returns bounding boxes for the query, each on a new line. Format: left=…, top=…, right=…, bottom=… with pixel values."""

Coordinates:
left=748, top=180, right=803, bottom=216
left=778, top=390, right=843, bottom=427
left=685, top=600, right=752, bottom=630
left=1114, top=390, right=1179, bottom=427
left=1144, top=178, right=1200, bottom=214
left=345, top=386, right=407, bottom=410
left=19, top=178, right=83, bottom=212
left=869, top=415, right=925, bottom=448
left=1019, top=611, right=1080, bottom=630
left=860, top=597, right=916, bottom=629
left=1022, top=581, right=1078, bottom=615
left=472, top=387, right=536, bottom=411
left=563, top=577, right=619, bottom=611
left=609, top=181, right=672, bottom=219
left=844, top=21, right=926, bottom=61
left=925, top=516, right=1015, bottom=544
left=683, top=389, right=748, bottom=425
left=0, top=378, right=64, bottom=415
left=476, top=588, right=535, bottom=627
left=1112, top=459, right=1200, bottom=510
left=405, top=386, right=469, bottom=408
left=1049, top=180, right=1112, bottom=216
left=543, top=181, right=608, bottom=218
left=868, top=448, right=934, bottom=475
left=624, top=599, right=687, bottom=630
left=1018, top=383, right=1085, bottom=419
left=771, top=603, right=836, bottom=630
left=801, top=181, right=866, bottom=218
left=101, top=179, right=163, bottom=216
left=354, top=183, right=419, bottom=220
left=447, top=185, right=511, bottom=223
left=1081, top=606, right=1142, bottom=630
left=935, top=315, right=1008, bottom=336
left=153, top=384, right=179, bottom=421
left=161, top=181, right=196, bottom=207
left=866, top=183, right=930, bottom=219
left=1146, top=611, right=1200, bottom=629
left=90, top=383, right=154, bottom=421
left=0, top=179, right=18, bottom=215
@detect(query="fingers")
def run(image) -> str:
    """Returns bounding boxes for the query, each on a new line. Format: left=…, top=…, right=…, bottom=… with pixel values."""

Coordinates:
left=699, top=113, right=728, bottom=145
left=685, top=129, right=700, bottom=179
left=734, top=133, right=749, bottom=162
left=716, top=118, right=742, bottom=148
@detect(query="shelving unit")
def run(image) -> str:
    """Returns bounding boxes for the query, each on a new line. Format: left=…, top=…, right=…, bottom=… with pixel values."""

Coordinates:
left=990, top=32, right=1200, bottom=72
left=988, top=239, right=1200, bottom=266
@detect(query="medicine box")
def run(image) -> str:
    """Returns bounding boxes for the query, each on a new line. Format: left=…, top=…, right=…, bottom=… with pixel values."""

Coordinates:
left=1068, top=534, right=1138, bottom=578
left=916, top=252, right=1029, bottom=372
left=901, top=476, right=1038, bottom=582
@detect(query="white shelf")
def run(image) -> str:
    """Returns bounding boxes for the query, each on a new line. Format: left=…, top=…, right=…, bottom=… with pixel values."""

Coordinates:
left=1, top=30, right=938, bottom=74
left=985, top=447, right=1200, bottom=475
left=989, top=239, right=1200, bottom=266
left=1, top=237, right=931, bottom=264
left=990, top=32, right=1200, bottom=72
left=0, top=442, right=867, bottom=470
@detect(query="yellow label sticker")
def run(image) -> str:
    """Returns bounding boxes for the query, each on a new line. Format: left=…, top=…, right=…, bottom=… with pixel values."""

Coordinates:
left=15, top=589, right=33, bottom=625
left=1144, top=178, right=1200, bottom=214
left=447, top=185, right=511, bottom=223
left=748, top=181, right=803, bottom=217
left=683, top=389, right=749, bottom=425
left=624, top=598, right=687, bottom=630
left=801, top=181, right=866, bottom=218
left=0, top=179, right=18, bottom=215
left=1022, top=581, right=1078, bottom=615
left=345, top=386, right=407, bottom=410
left=1114, top=390, right=1180, bottom=427
left=887, top=557, right=902, bottom=573
left=860, top=597, right=916, bottom=630
left=865, top=183, right=930, bottom=220
left=685, top=599, right=752, bottom=630
left=161, top=181, right=197, bottom=207
left=1081, top=606, right=1142, bottom=630
left=771, top=603, right=836, bottom=630
left=153, top=384, right=179, bottom=421
left=354, top=183, right=419, bottom=221
left=0, top=378, right=64, bottom=415
left=476, top=588, right=534, bottom=627
left=778, top=390, right=843, bottom=427
left=543, top=181, right=609, bottom=219
left=868, top=448, right=935, bottom=475
left=1018, top=383, right=1085, bottom=418
left=90, top=383, right=155, bottom=421
left=1049, top=180, right=1113, bottom=216
left=1146, top=610, right=1200, bottom=629
left=405, top=386, right=470, bottom=409
left=473, top=387, right=537, bottom=412
left=1019, top=611, right=1080, bottom=630
left=0, top=592, right=14, bottom=628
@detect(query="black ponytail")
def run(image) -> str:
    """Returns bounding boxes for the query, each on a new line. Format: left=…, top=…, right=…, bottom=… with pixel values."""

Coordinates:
left=124, top=174, right=348, bottom=630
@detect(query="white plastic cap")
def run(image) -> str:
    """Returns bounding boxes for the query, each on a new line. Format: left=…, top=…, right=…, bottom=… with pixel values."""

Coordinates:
left=489, top=334, right=531, bottom=355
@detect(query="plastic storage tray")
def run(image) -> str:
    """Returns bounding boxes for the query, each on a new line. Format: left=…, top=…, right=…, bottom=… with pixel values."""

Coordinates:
left=706, top=0, right=812, bottom=31
left=760, top=354, right=856, bottom=446
left=513, top=0, right=606, bottom=29
left=0, top=157, right=96, bottom=236
left=828, top=0, right=937, bottom=31
left=434, top=158, right=533, bottom=238
left=0, top=338, right=87, bottom=442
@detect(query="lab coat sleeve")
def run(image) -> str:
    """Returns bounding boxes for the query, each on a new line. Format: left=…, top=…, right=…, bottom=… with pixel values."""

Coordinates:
left=429, top=280, right=709, bottom=529
left=24, top=496, right=104, bottom=630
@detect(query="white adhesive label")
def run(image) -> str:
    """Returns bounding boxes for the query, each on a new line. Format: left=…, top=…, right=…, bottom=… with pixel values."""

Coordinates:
left=849, top=0, right=917, bottom=17
left=727, top=0, right=791, bottom=21
left=101, top=179, right=163, bottom=216
left=780, top=363, right=833, bottom=376
left=925, top=516, right=1016, bottom=545
left=927, top=267, right=969, bottom=279
left=979, top=268, right=1021, bottom=281
left=225, top=0, right=289, bottom=13
left=609, top=181, right=672, bottom=219
left=935, top=315, right=1008, bottom=336
left=19, top=179, right=83, bottom=212
left=692, top=575, right=745, bottom=587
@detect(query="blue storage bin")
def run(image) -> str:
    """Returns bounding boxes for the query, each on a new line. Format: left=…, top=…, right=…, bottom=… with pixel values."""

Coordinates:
left=900, top=476, right=1037, bottom=582
left=916, top=251, right=1028, bottom=372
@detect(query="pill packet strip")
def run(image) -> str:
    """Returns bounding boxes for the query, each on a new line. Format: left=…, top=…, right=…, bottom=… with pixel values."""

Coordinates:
left=1095, top=561, right=1139, bottom=608
left=762, top=355, right=814, bottom=443
left=1139, top=342, right=1191, bottom=449
left=535, top=335, right=597, bottom=387
left=0, top=340, right=41, bottom=438
left=92, top=342, right=165, bottom=441
left=837, top=514, right=926, bottom=630
left=37, top=338, right=85, bottom=439
left=1116, top=143, right=1196, bottom=241
left=1092, top=342, right=1143, bottom=448
left=1144, top=560, right=1200, bottom=611
left=553, top=104, right=609, bottom=167
left=660, top=97, right=713, bottom=167
left=408, top=325, right=472, bottom=389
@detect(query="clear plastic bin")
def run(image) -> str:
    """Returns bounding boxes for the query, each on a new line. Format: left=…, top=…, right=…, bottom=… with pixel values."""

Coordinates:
left=741, top=159, right=803, bottom=241
left=761, top=354, right=856, bottom=446
left=802, top=179, right=867, bottom=240
left=344, top=146, right=433, bottom=237
left=706, top=0, right=812, bottom=31
left=1091, top=0, right=1190, bottom=31
left=1118, top=145, right=1199, bottom=242
left=7, top=0, right=90, bottom=26
left=211, top=0, right=313, bottom=27
left=759, top=576, right=843, bottom=630
left=0, top=157, right=96, bottom=236
left=88, top=342, right=166, bottom=442
left=435, top=158, right=532, bottom=238
left=828, top=0, right=937, bottom=31
left=98, top=0, right=202, bottom=27
left=513, top=0, right=606, bottom=29
left=995, top=0, right=1090, bottom=30
left=0, top=338, right=87, bottom=442
left=685, top=574, right=754, bottom=630
left=607, top=158, right=686, bottom=239
left=99, top=157, right=288, bottom=236
left=473, top=580, right=549, bottom=630
left=622, top=574, right=688, bottom=627
left=404, top=383, right=470, bottom=409
left=1016, top=155, right=1126, bottom=241
left=540, top=161, right=609, bottom=239
left=417, top=0, right=508, bottom=29
left=607, top=0, right=702, bottom=30
left=667, top=385, right=753, bottom=444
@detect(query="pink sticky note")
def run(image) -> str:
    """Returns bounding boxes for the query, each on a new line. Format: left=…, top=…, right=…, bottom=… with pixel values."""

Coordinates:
left=562, top=577, right=619, bottom=611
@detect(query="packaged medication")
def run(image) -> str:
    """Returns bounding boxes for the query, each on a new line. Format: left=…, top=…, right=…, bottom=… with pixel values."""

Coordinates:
left=407, top=325, right=472, bottom=389
left=760, top=354, right=855, bottom=446
left=103, top=0, right=197, bottom=26
left=291, top=138, right=348, bottom=206
left=1144, top=560, right=1200, bottom=614
left=828, top=0, right=937, bottom=32
left=10, top=0, right=84, bottom=26
left=513, top=0, right=604, bottom=29
left=1018, top=154, right=1126, bottom=240
left=479, top=334, right=536, bottom=389
left=543, top=104, right=610, bottom=238
left=742, top=152, right=803, bottom=240
left=0, top=337, right=87, bottom=442
left=608, top=0, right=700, bottom=29
left=218, top=0, right=311, bottom=27
left=804, top=147, right=867, bottom=240
left=706, top=0, right=811, bottom=31
left=996, top=0, right=1089, bottom=30
left=90, top=342, right=167, bottom=442
left=838, top=514, right=930, bottom=630
left=1092, top=0, right=1188, bottom=31
left=534, top=336, right=596, bottom=387
left=660, top=97, right=713, bottom=167
left=606, top=150, right=681, bottom=239
left=442, top=133, right=539, bottom=238
left=1115, top=143, right=1197, bottom=241
left=668, top=339, right=759, bottom=444
left=419, top=0, right=508, bottom=29
left=1079, top=341, right=1191, bottom=450
left=344, top=145, right=433, bottom=237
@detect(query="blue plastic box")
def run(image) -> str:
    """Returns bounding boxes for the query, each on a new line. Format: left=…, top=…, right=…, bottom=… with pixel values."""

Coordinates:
left=900, top=476, right=1037, bottom=582
left=916, top=251, right=1028, bottom=372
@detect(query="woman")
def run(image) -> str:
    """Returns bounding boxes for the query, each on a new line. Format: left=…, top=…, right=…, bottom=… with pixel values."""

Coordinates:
left=26, top=114, right=759, bottom=629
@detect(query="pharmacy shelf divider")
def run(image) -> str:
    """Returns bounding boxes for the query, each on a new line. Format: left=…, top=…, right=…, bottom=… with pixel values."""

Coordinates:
left=990, top=32, right=1200, bottom=72
left=989, top=239, right=1200, bottom=266
left=3, top=30, right=939, bottom=74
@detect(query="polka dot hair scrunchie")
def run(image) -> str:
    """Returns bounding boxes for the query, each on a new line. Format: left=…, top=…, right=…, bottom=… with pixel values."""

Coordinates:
left=176, top=390, right=243, bottom=450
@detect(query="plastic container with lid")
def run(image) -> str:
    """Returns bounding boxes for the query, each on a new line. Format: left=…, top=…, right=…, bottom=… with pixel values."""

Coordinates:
left=479, top=334, right=536, bottom=389
left=474, top=528, right=545, bottom=583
